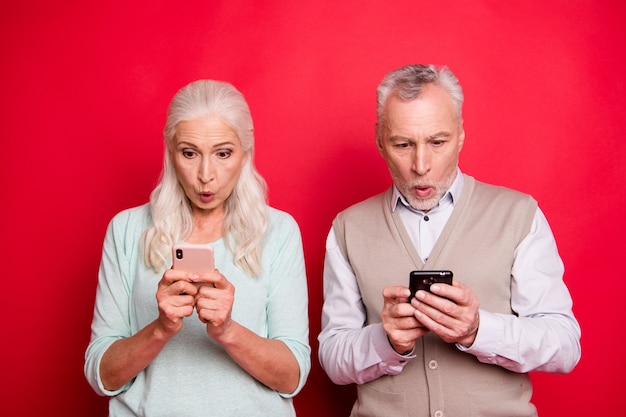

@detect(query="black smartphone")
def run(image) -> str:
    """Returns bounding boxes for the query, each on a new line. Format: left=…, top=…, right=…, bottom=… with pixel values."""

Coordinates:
left=409, top=270, right=453, bottom=300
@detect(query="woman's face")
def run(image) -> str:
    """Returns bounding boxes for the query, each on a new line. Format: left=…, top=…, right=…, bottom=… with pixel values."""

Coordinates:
left=172, top=116, right=247, bottom=216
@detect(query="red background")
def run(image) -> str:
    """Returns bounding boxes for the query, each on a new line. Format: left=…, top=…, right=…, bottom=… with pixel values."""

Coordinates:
left=2, top=1, right=625, bottom=416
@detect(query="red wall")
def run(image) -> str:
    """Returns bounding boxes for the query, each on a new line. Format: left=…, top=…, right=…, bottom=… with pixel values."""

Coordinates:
left=2, top=1, right=625, bottom=416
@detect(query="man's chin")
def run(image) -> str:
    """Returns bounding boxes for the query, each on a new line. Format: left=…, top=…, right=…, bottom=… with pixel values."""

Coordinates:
left=408, top=197, right=438, bottom=212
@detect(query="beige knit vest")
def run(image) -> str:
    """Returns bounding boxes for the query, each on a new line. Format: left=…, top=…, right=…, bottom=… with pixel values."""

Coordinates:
left=333, top=175, right=539, bottom=417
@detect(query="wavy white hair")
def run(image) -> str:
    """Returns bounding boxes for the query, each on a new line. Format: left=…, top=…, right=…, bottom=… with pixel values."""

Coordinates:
left=141, top=80, right=268, bottom=276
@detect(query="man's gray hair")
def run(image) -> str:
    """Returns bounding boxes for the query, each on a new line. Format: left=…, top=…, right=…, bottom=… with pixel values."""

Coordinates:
left=376, top=64, right=464, bottom=129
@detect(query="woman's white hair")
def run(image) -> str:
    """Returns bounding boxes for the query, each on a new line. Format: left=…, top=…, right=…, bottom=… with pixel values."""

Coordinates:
left=141, top=80, right=268, bottom=276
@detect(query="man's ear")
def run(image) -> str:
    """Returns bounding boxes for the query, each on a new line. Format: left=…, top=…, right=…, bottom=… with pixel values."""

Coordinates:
left=375, top=123, right=384, bottom=152
left=458, top=124, right=465, bottom=152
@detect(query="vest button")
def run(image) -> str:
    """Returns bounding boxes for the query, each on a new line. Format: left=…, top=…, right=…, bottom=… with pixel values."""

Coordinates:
left=428, top=360, right=438, bottom=370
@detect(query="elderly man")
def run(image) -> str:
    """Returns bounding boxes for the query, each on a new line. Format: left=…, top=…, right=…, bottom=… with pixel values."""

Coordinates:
left=318, top=64, right=581, bottom=417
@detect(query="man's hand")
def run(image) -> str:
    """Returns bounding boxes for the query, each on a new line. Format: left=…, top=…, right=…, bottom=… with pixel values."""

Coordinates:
left=381, top=286, right=430, bottom=354
left=411, top=280, right=480, bottom=347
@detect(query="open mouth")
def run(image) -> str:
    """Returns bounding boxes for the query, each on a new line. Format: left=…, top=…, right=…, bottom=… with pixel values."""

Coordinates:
left=199, top=191, right=214, bottom=202
left=414, top=186, right=432, bottom=198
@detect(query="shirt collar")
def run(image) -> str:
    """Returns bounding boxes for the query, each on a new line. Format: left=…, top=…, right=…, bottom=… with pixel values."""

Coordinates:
left=391, top=168, right=464, bottom=213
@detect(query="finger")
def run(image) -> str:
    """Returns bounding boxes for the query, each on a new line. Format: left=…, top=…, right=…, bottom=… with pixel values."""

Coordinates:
left=195, top=284, right=235, bottom=310
left=413, top=289, right=448, bottom=308
left=414, top=305, right=477, bottom=344
left=157, top=280, right=198, bottom=316
left=209, top=269, right=233, bottom=290
left=382, top=285, right=411, bottom=302
left=429, top=281, right=460, bottom=303
left=158, top=295, right=196, bottom=322
left=187, top=269, right=224, bottom=287
left=169, top=277, right=198, bottom=297
left=386, top=322, right=430, bottom=353
left=430, top=281, right=479, bottom=319
left=391, top=315, right=423, bottom=331
left=195, top=299, right=231, bottom=326
left=413, top=294, right=474, bottom=342
left=412, top=290, right=459, bottom=324
left=195, top=278, right=234, bottom=304
left=160, top=268, right=194, bottom=287
left=391, top=301, right=419, bottom=319
left=416, top=302, right=453, bottom=326
left=414, top=289, right=460, bottom=316
left=170, top=293, right=196, bottom=307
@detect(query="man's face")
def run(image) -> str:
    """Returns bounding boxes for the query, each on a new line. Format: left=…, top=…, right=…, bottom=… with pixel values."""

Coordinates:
left=377, top=84, right=465, bottom=211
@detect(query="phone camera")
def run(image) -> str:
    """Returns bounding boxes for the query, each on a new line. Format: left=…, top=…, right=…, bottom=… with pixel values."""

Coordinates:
left=175, top=249, right=183, bottom=259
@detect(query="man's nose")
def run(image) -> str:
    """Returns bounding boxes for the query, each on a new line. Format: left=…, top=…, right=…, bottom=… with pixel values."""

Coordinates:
left=412, top=146, right=430, bottom=176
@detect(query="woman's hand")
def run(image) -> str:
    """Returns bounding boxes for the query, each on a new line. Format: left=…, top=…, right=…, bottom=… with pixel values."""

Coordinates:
left=191, top=269, right=236, bottom=341
left=156, top=268, right=199, bottom=337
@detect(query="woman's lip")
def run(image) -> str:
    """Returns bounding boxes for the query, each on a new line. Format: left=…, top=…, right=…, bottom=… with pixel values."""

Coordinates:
left=199, top=192, right=214, bottom=202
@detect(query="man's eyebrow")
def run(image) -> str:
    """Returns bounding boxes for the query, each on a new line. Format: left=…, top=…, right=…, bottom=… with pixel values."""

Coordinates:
left=388, top=131, right=452, bottom=142
left=388, top=135, right=413, bottom=142
left=427, top=131, right=452, bottom=140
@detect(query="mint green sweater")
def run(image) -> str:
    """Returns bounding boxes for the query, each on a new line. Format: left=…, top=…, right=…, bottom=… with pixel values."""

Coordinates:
left=85, top=204, right=310, bottom=417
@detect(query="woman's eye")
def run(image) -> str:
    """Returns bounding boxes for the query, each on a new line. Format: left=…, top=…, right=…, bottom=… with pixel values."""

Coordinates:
left=182, top=149, right=196, bottom=158
left=216, top=150, right=232, bottom=159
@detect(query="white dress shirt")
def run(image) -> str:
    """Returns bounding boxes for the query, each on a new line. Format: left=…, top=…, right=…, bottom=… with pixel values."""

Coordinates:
left=318, top=169, right=581, bottom=385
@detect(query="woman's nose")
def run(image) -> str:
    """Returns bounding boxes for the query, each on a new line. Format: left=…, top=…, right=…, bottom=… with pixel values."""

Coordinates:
left=198, top=158, right=215, bottom=183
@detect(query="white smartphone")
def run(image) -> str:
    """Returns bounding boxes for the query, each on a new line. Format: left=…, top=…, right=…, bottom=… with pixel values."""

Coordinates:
left=172, top=243, right=215, bottom=273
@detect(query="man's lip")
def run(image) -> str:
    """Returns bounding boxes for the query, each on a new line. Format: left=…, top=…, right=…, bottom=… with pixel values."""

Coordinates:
left=414, top=186, right=432, bottom=198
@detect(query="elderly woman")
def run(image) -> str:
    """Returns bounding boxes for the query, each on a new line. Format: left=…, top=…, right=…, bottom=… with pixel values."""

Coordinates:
left=85, top=80, right=310, bottom=416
